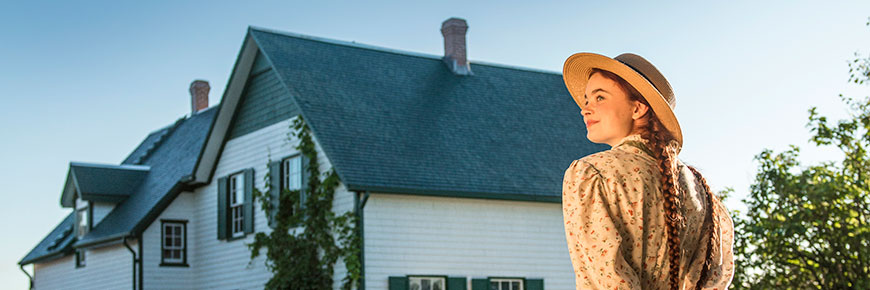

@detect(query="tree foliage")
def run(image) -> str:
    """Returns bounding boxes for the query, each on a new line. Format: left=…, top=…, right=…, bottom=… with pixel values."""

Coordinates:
left=248, top=115, right=362, bottom=290
left=730, top=19, right=870, bottom=289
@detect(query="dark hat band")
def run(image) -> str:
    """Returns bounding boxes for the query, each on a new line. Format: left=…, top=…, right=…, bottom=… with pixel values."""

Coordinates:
left=615, top=58, right=660, bottom=96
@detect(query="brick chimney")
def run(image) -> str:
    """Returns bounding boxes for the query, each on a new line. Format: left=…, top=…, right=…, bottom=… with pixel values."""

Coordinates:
left=189, top=79, right=210, bottom=113
left=441, top=17, right=472, bottom=75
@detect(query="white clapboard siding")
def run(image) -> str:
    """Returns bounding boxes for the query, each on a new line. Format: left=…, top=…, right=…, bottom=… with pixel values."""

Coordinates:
left=92, top=202, right=115, bottom=226
left=363, top=193, right=575, bottom=290
left=191, top=116, right=355, bottom=289
left=33, top=240, right=137, bottom=290
left=141, top=191, right=196, bottom=289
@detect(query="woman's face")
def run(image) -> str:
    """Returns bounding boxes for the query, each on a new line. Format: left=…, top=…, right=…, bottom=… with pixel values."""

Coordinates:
left=581, top=72, right=647, bottom=146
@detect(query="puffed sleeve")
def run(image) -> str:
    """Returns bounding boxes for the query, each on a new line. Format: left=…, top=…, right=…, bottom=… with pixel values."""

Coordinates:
left=562, top=159, right=641, bottom=289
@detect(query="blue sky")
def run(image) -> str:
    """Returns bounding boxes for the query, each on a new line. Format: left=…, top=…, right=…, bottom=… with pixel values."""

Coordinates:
left=2, top=1, right=870, bottom=288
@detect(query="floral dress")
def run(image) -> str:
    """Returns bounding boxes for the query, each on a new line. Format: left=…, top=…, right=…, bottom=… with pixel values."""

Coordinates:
left=562, top=134, right=735, bottom=289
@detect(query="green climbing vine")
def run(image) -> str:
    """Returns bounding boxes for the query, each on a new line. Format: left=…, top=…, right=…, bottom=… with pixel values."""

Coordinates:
left=248, top=114, right=362, bottom=290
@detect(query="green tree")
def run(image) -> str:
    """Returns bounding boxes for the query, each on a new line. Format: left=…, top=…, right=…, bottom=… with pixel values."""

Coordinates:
left=729, top=19, right=870, bottom=290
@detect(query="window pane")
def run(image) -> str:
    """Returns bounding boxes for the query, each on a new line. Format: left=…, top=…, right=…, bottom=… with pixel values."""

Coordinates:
left=490, top=282, right=499, bottom=290
left=230, top=175, right=237, bottom=204
left=232, top=206, right=244, bottom=235
left=283, top=157, right=301, bottom=190
left=77, top=209, right=88, bottom=237
left=234, top=174, right=244, bottom=205
left=432, top=280, right=442, bottom=290
left=511, top=282, right=519, bottom=290
left=422, top=279, right=430, bottom=290
left=292, top=156, right=301, bottom=174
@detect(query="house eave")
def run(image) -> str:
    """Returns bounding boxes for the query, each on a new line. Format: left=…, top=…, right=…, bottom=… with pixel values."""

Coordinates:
left=73, top=232, right=131, bottom=249
left=346, top=184, right=561, bottom=203
left=18, top=250, right=70, bottom=266
left=191, top=30, right=259, bottom=185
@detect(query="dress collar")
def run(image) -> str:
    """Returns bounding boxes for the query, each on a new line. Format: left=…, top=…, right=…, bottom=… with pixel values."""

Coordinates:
left=611, top=133, right=656, bottom=158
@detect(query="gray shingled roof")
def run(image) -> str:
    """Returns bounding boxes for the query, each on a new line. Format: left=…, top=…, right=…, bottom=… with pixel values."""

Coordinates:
left=19, top=213, right=75, bottom=265
left=74, top=107, right=218, bottom=247
left=21, top=107, right=218, bottom=263
left=249, top=28, right=606, bottom=202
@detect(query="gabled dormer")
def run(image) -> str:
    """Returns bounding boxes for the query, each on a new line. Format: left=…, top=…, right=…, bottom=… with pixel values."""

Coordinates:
left=60, top=162, right=150, bottom=228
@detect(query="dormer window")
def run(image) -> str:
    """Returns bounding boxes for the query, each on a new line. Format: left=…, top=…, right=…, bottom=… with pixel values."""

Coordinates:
left=75, top=197, right=91, bottom=238
left=76, top=207, right=89, bottom=237
left=74, top=198, right=91, bottom=268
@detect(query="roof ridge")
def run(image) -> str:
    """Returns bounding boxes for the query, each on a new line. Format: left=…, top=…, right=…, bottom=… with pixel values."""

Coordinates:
left=248, top=26, right=561, bottom=76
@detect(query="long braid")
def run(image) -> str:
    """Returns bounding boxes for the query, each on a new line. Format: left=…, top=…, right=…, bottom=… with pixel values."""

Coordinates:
left=639, top=112, right=684, bottom=290
left=687, top=165, right=722, bottom=290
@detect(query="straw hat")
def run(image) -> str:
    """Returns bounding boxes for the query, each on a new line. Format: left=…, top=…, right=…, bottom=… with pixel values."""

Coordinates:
left=562, top=52, right=683, bottom=150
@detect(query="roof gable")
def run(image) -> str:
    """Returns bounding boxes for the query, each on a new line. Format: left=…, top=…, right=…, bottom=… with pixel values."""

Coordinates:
left=60, top=162, right=150, bottom=207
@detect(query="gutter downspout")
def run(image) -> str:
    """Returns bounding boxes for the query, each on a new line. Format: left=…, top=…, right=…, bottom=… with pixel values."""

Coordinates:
left=354, top=190, right=370, bottom=290
left=123, top=236, right=140, bottom=290
left=138, top=238, right=144, bottom=290
left=20, top=264, right=33, bottom=289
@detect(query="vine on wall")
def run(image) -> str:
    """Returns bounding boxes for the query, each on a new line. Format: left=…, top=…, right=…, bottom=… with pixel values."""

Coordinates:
left=248, top=115, right=362, bottom=290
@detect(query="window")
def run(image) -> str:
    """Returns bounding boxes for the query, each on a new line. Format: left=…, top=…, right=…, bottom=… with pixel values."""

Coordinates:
left=217, top=168, right=253, bottom=240
left=75, top=249, right=86, bottom=268
left=230, top=172, right=245, bottom=238
left=267, top=154, right=307, bottom=228
left=74, top=199, right=91, bottom=268
left=409, top=276, right=445, bottom=290
left=490, top=278, right=523, bottom=290
left=76, top=207, right=89, bottom=238
left=282, top=155, right=302, bottom=213
left=161, top=220, right=187, bottom=266
left=282, top=156, right=302, bottom=193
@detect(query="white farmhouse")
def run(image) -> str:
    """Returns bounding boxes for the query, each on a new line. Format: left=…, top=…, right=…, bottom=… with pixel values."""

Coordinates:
left=19, top=18, right=606, bottom=290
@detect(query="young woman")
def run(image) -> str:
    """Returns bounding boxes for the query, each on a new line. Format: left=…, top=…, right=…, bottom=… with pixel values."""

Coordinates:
left=560, top=53, right=735, bottom=290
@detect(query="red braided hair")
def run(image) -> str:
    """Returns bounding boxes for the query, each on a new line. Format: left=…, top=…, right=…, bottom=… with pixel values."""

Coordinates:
left=590, top=68, right=720, bottom=289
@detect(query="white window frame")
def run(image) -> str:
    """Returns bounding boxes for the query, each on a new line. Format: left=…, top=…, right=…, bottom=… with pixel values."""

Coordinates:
left=490, top=278, right=523, bottom=290
left=161, top=221, right=185, bottom=264
left=281, top=155, right=302, bottom=193
left=408, top=276, right=446, bottom=290
left=229, top=172, right=245, bottom=238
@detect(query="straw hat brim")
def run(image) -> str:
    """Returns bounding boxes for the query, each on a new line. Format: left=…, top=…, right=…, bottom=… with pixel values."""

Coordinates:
left=562, top=52, right=683, bottom=149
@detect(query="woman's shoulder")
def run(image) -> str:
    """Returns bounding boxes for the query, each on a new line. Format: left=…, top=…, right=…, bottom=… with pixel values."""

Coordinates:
left=575, top=149, right=649, bottom=177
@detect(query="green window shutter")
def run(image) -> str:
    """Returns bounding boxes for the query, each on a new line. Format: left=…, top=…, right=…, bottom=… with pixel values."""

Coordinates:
left=470, top=279, right=488, bottom=290
left=388, top=276, right=408, bottom=290
left=217, top=176, right=228, bottom=240
left=243, top=168, right=255, bottom=234
left=525, top=279, right=543, bottom=290
left=268, top=161, right=281, bottom=229
left=447, top=277, right=467, bottom=290
left=300, top=154, right=310, bottom=210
